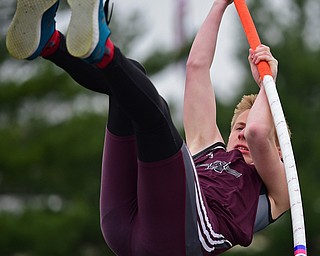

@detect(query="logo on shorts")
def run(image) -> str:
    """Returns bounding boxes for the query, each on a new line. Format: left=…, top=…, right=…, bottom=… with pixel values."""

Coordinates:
left=199, top=161, right=242, bottom=178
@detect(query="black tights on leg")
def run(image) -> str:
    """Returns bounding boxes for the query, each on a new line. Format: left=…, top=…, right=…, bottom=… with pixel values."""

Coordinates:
left=45, top=32, right=111, bottom=95
left=47, top=39, right=182, bottom=163
left=103, top=47, right=183, bottom=162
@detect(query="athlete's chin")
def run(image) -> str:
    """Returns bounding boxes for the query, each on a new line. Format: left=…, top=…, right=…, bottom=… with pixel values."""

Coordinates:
left=242, top=154, right=253, bottom=165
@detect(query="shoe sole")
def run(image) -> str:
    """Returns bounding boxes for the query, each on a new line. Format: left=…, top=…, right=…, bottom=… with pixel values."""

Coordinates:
left=6, top=0, right=58, bottom=59
left=66, top=0, right=100, bottom=58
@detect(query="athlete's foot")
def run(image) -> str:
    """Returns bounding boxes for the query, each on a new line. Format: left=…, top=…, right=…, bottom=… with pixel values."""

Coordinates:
left=6, top=0, right=60, bottom=60
left=66, top=0, right=111, bottom=63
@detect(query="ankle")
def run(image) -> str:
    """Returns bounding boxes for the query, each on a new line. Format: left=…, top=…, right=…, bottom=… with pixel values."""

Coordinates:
left=41, top=30, right=61, bottom=57
left=96, top=38, right=115, bottom=69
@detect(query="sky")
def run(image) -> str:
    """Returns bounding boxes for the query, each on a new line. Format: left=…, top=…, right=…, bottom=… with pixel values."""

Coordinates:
left=1, top=0, right=249, bottom=123
left=54, top=0, right=245, bottom=110
left=114, top=0, right=245, bottom=104
left=0, top=0, right=249, bottom=125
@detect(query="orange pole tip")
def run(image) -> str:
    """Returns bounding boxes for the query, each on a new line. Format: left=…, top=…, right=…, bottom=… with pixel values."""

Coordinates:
left=233, top=0, right=272, bottom=77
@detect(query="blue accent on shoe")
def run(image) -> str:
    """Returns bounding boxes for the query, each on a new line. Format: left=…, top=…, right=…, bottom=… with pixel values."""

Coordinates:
left=27, top=1, right=60, bottom=60
left=85, top=0, right=111, bottom=63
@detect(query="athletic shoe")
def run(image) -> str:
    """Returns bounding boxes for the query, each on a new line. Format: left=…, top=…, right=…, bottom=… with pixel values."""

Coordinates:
left=66, top=0, right=111, bottom=63
left=6, top=0, right=60, bottom=60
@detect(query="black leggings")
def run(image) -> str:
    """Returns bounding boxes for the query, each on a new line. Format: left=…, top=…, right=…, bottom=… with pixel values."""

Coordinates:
left=46, top=34, right=183, bottom=162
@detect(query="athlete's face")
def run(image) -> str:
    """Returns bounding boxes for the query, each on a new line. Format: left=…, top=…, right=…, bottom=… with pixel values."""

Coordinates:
left=227, top=110, right=253, bottom=165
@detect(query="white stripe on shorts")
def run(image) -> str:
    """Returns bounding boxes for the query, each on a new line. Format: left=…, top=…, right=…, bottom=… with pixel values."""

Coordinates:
left=185, top=146, right=233, bottom=252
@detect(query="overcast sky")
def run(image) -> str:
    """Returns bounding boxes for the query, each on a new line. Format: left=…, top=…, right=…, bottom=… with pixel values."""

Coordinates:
left=115, top=0, right=245, bottom=104
left=54, top=0, right=245, bottom=108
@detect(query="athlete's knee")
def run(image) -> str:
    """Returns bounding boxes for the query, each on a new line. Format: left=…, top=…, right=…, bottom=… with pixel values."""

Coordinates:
left=101, top=212, right=132, bottom=255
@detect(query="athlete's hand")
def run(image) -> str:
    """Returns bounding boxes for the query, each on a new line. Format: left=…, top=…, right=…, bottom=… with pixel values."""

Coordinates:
left=248, top=44, right=278, bottom=86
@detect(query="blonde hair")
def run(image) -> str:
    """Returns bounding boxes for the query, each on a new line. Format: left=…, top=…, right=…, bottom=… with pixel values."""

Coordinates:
left=230, top=94, right=291, bottom=146
left=231, top=94, right=257, bottom=130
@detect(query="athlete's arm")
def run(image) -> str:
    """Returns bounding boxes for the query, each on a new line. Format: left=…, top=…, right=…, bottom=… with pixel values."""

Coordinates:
left=184, top=0, right=232, bottom=155
left=245, top=45, right=290, bottom=219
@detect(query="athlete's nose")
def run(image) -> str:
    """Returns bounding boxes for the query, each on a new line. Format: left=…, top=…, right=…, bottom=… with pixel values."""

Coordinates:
left=238, top=128, right=245, bottom=140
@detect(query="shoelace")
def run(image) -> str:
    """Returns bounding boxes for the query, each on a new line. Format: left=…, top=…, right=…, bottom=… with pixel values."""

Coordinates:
left=104, top=0, right=114, bottom=25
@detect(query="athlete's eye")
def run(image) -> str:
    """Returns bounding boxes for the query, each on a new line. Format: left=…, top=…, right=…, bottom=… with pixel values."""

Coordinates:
left=235, top=126, right=244, bottom=131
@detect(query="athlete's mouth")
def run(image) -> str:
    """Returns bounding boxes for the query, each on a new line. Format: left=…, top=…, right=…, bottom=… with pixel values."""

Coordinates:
left=235, top=145, right=249, bottom=153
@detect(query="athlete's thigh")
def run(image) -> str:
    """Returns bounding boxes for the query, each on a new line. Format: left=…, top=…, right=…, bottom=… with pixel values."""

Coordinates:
left=132, top=144, right=202, bottom=256
left=100, top=130, right=138, bottom=210
left=100, top=130, right=138, bottom=254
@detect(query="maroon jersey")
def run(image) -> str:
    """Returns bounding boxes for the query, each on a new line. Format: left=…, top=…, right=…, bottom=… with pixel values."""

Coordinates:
left=193, top=142, right=264, bottom=254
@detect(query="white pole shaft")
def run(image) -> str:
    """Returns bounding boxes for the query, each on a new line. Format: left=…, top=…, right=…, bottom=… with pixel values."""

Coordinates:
left=263, top=75, right=307, bottom=255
